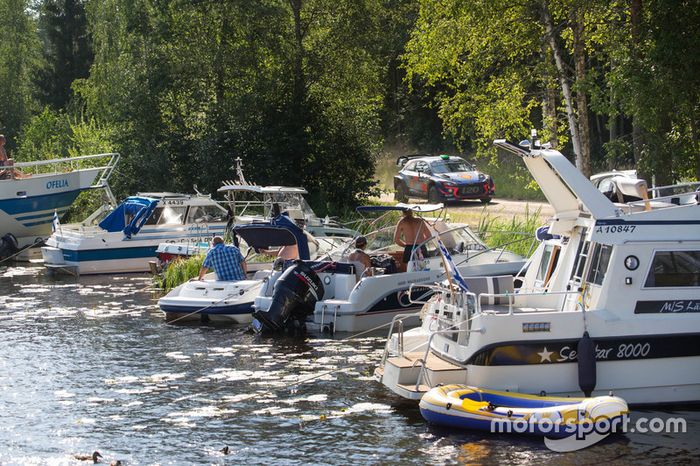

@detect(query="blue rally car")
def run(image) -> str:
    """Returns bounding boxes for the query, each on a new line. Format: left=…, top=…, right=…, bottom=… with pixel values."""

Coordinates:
left=394, top=154, right=495, bottom=204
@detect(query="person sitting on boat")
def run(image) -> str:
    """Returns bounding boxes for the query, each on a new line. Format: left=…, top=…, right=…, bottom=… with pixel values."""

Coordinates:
left=195, top=236, right=247, bottom=281
left=0, top=135, right=28, bottom=180
left=348, top=236, right=373, bottom=277
left=393, top=208, right=431, bottom=264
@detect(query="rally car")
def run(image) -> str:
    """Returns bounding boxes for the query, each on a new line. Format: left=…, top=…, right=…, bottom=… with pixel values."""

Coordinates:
left=394, top=154, right=495, bottom=204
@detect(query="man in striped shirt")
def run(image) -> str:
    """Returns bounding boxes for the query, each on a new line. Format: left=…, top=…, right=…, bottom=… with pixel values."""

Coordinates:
left=196, top=236, right=247, bottom=281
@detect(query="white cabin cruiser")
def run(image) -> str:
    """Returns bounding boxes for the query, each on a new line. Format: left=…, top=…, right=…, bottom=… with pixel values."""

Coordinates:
left=41, top=192, right=228, bottom=274
left=158, top=214, right=335, bottom=323
left=0, top=153, right=118, bottom=260
left=376, top=137, right=700, bottom=406
left=252, top=203, right=527, bottom=334
left=154, top=167, right=355, bottom=266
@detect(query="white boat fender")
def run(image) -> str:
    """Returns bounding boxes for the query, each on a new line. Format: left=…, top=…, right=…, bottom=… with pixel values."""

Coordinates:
left=577, top=331, right=597, bottom=396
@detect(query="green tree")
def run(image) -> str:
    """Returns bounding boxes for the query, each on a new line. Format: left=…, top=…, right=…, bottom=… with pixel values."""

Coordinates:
left=0, top=0, right=41, bottom=147
left=35, top=0, right=93, bottom=110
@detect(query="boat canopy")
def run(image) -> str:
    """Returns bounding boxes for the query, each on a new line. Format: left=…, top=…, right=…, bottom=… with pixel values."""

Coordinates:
left=355, top=203, right=444, bottom=213
left=217, top=184, right=308, bottom=194
left=98, top=197, right=159, bottom=238
left=232, top=214, right=310, bottom=260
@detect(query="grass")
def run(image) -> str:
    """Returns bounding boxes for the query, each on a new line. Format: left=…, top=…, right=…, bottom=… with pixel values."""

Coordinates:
left=154, top=254, right=205, bottom=292
left=474, top=207, right=542, bottom=258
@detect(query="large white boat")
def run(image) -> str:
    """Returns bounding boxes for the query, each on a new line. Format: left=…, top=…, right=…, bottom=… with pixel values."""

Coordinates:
left=41, top=192, right=229, bottom=274
left=0, top=153, right=118, bottom=260
left=375, top=137, right=700, bottom=405
left=252, top=203, right=527, bottom=334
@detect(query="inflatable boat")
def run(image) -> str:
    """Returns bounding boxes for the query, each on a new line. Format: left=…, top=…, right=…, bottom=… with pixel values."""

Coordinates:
left=419, top=385, right=628, bottom=437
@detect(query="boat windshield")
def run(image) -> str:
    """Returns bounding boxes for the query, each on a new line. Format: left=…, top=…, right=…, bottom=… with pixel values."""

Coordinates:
left=359, top=223, right=485, bottom=257
left=430, top=159, right=474, bottom=174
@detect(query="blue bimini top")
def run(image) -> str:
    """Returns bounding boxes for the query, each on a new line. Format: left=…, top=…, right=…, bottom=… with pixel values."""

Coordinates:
left=98, top=196, right=159, bottom=238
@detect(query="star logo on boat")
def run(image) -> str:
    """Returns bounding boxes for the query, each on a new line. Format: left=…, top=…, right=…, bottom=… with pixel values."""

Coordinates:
left=537, top=347, right=554, bottom=363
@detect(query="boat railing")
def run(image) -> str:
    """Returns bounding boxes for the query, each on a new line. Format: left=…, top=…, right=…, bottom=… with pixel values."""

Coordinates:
left=476, top=289, right=580, bottom=315
left=13, top=153, right=119, bottom=182
left=378, top=311, right=423, bottom=368
left=413, top=325, right=480, bottom=392
left=648, top=181, right=700, bottom=199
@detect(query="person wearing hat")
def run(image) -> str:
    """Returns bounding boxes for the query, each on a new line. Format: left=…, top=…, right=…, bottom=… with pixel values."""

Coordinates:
left=195, top=236, right=247, bottom=281
left=348, top=236, right=373, bottom=277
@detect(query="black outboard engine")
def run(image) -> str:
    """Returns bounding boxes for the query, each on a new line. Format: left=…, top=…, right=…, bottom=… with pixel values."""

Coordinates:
left=0, top=233, right=19, bottom=260
left=253, top=261, right=324, bottom=333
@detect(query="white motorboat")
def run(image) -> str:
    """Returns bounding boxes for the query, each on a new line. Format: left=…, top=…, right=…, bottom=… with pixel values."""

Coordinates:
left=252, top=203, right=527, bottom=334
left=375, top=136, right=700, bottom=405
left=0, top=153, right=118, bottom=260
left=158, top=214, right=338, bottom=323
left=154, top=160, right=355, bottom=268
left=41, top=192, right=228, bottom=274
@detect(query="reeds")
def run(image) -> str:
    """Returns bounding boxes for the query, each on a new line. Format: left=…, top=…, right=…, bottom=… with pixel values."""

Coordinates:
left=475, top=206, right=542, bottom=258
left=154, top=254, right=205, bottom=292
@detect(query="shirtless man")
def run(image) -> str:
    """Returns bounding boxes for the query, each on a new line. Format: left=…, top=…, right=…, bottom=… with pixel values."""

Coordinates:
left=348, top=236, right=373, bottom=277
left=393, top=209, right=432, bottom=263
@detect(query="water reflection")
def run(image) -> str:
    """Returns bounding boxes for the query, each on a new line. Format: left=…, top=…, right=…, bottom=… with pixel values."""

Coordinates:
left=0, top=265, right=698, bottom=465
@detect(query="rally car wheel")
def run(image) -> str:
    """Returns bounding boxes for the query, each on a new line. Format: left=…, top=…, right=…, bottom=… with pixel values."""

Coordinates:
left=480, top=197, right=492, bottom=204
left=395, top=183, right=409, bottom=203
left=428, top=186, right=441, bottom=203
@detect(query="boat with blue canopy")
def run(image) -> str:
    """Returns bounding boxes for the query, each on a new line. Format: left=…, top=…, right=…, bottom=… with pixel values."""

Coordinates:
left=41, top=192, right=229, bottom=274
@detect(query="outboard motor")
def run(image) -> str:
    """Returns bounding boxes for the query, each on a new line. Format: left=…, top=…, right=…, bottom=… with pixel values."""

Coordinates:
left=253, top=261, right=324, bottom=333
left=0, top=233, right=19, bottom=260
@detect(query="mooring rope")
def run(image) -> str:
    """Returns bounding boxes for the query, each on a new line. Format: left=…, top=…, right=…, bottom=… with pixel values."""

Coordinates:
left=0, top=238, right=44, bottom=265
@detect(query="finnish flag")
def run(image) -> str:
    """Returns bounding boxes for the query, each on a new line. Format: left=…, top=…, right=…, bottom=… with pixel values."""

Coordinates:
left=435, top=237, right=470, bottom=293
left=51, top=210, right=60, bottom=233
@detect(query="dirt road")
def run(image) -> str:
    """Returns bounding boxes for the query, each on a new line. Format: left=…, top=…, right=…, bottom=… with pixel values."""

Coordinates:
left=377, top=192, right=553, bottom=225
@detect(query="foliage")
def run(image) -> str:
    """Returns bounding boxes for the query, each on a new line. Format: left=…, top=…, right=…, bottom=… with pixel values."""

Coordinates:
left=35, top=0, right=93, bottom=110
left=154, top=255, right=205, bottom=292
left=476, top=206, right=542, bottom=258
left=0, top=0, right=42, bottom=146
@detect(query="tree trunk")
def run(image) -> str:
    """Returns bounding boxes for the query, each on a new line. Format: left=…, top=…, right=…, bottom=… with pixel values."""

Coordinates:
left=541, top=46, right=558, bottom=148
left=541, top=0, right=582, bottom=162
left=630, top=0, right=646, bottom=179
left=572, top=6, right=591, bottom=177
left=289, top=0, right=306, bottom=116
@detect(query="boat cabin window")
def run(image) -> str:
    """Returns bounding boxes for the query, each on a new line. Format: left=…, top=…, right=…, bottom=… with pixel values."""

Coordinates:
left=570, top=233, right=590, bottom=284
left=536, top=244, right=560, bottom=288
left=145, top=206, right=187, bottom=225
left=143, top=207, right=163, bottom=225
left=645, top=250, right=700, bottom=287
left=586, top=243, right=612, bottom=286
left=186, top=205, right=226, bottom=223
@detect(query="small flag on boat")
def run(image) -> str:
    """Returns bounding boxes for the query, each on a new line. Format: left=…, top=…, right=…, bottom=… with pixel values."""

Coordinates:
left=51, top=210, right=61, bottom=233
left=435, top=237, right=470, bottom=292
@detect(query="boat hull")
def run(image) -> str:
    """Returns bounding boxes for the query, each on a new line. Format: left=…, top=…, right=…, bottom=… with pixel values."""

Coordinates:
left=42, top=225, right=227, bottom=274
left=159, top=279, right=262, bottom=324
left=0, top=169, right=102, bottom=247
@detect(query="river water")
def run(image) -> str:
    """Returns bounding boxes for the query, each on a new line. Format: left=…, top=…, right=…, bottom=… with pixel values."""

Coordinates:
left=0, top=265, right=698, bottom=465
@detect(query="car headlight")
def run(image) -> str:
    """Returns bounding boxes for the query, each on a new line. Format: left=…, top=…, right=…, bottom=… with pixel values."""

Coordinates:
left=478, top=173, right=486, bottom=181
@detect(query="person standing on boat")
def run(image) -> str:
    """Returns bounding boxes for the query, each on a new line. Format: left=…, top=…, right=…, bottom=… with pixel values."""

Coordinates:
left=394, top=209, right=432, bottom=263
left=195, top=236, right=247, bottom=281
left=348, top=236, right=373, bottom=277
